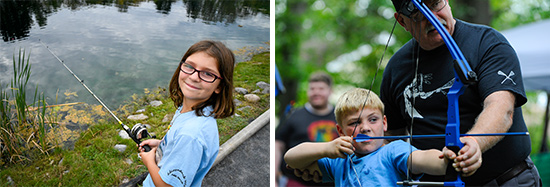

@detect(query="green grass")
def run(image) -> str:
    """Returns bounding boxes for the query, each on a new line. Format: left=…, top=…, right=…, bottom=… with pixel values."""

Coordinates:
left=219, top=51, right=270, bottom=143
left=0, top=51, right=270, bottom=186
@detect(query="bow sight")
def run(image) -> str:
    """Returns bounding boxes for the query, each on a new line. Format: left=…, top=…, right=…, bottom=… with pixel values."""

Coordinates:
left=40, top=40, right=152, bottom=152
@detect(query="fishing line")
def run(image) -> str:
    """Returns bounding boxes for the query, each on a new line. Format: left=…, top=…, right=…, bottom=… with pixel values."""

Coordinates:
left=39, top=40, right=151, bottom=152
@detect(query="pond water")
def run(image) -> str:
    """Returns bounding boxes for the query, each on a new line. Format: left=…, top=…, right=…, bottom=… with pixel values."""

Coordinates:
left=0, top=0, right=270, bottom=108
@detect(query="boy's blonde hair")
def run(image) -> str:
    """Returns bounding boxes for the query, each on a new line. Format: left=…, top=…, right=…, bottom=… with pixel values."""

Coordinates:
left=335, top=88, right=384, bottom=126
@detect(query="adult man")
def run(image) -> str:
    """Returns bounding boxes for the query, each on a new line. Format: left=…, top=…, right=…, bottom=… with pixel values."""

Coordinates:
left=380, top=0, right=541, bottom=186
left=276, top=72, right=338, bottom=186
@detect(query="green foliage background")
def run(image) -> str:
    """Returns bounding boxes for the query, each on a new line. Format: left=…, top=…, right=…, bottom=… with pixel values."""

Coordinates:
left=275, top=0, right=550, bottom=119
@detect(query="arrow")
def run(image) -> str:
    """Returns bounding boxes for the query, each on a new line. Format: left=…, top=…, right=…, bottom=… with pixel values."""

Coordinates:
left=354, top=132, right=529, bottom=142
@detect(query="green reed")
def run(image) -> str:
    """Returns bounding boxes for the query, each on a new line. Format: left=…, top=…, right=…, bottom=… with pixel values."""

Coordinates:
left=0, top=49, right=52, bottom=165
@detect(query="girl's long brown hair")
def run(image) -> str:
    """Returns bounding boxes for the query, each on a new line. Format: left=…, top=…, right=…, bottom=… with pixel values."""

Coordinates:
left=169, top=40, right=235, bottom=119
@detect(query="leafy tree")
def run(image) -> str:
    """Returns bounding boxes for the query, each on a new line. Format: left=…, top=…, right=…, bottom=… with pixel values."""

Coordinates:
left=275, top=0, right=550, bottom=120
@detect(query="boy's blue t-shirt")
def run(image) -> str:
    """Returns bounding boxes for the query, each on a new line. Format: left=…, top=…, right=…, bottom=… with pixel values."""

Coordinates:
left=144, top=106, right=219, bottom=187
left=318, top=140, right=419, bottom=186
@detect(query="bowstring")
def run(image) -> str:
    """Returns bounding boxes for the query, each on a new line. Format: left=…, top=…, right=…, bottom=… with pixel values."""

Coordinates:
left=351, top=13, right=399, bottom=138
left=406, top=17, right=421, bottom=184
left=405, top=3, right=422, bottom=184
left=347, top=15, right=400, bottom=187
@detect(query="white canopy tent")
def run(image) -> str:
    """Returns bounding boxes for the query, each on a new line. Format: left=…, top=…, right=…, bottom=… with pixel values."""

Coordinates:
left=501, top=19, right=550, bottom=153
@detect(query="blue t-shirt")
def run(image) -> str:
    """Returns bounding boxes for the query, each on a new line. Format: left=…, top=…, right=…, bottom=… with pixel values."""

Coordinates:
left=318, top=140, right=418, bottom=186
left=143, top=106, right=219, bottom=187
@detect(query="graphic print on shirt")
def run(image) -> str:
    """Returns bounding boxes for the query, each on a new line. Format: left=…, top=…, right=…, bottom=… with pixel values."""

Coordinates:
left=403, top=73, right=454, bottom=119
left=167, top=169, right=187, bottom=186
left=498, top=70, right=517, bottom=85
left=307, top=120, right=338, bottom=142
left=155, top=136, right=166, bottom=164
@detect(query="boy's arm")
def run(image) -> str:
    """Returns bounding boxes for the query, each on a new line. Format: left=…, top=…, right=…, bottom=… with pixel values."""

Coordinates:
left=284, top=136, right=354, bottom=169
left=410, top=149, right=449, bottom=175
left=284, top=142, right=331, bottom=169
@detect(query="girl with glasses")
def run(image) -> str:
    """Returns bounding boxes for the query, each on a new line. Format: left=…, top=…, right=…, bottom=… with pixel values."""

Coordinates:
left=138, top=40, right=235, bottom=186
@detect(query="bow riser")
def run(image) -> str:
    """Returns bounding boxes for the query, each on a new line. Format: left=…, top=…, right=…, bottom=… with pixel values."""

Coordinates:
left=411, top=0, right=472, bottom=186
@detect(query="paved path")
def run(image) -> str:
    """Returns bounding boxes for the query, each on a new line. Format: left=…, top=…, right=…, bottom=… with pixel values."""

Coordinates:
left=119, top=111, right=270, bottom=187
left=202, top=122, right=270, bottom=186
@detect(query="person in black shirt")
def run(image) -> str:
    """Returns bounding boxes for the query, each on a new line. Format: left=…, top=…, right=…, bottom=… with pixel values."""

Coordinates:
left=276, top=72, right=338, bottom=186
left=381, top=0, right=542, bottom=186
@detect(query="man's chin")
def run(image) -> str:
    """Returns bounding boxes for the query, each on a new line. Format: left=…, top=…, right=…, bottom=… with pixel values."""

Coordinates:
left=310, top=103, right=327, bottom=109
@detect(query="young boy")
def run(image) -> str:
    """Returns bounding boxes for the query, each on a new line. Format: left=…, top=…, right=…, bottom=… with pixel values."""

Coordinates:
left=284, top=88, right=481, bottom=186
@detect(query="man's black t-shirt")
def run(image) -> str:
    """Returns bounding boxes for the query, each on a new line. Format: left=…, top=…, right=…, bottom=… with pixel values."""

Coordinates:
left=381, top=19, right=530, bottom=185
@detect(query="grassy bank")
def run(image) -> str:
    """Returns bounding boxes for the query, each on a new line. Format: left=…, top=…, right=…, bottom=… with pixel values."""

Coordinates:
left=0, top=51, right=269, bottom=186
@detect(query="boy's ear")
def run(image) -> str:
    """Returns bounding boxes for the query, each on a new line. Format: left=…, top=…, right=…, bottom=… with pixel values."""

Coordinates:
left=336, top=124, right=345, bottom=136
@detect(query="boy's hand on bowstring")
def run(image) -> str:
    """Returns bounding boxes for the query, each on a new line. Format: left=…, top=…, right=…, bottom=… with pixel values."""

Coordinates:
left=325, top=136, right=355, bottom=159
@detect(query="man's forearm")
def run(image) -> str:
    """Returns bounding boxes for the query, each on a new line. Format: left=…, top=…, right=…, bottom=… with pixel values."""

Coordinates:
left=467, top=91, right=515, bottom=152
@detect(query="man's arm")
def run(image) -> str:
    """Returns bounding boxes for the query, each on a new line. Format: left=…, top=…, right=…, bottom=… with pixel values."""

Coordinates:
left=466, top=90, right=515, bottom=152
left=449, top=90, right=513, bottom=175
left=288, top=161, right=323, bottom=183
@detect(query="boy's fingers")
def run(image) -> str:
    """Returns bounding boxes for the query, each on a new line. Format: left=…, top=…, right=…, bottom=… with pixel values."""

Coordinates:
left=337, top=151, right=348, bottom=159
left=442, top=147, right=457, bottom=160
left=344, top=146, right=355, bottom=155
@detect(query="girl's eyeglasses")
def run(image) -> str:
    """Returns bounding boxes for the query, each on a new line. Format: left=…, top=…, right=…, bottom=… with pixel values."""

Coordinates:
left=180, top=62, right=222, bottom=83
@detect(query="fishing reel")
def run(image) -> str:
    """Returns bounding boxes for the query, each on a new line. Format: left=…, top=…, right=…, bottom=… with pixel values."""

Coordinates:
left=130, top=123, right=154, bottom=140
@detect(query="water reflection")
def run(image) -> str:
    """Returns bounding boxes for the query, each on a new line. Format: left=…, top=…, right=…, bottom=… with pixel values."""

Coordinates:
left=184, top=0, right=269, bottom=24
left=0, top=0, right=269, bottom=108
left=0, top=0, right=269, bottom=42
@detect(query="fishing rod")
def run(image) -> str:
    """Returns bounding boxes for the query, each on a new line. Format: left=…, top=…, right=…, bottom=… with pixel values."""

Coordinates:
left=39, top=40, right=151, bottom=152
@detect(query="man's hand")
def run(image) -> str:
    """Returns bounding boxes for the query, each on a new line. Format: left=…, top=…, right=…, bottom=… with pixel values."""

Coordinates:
left=287, top=164, right=322, bottom=183
left=440, top=137, right=482, bottom=176
left=325, top=136, right=355, bottom=159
